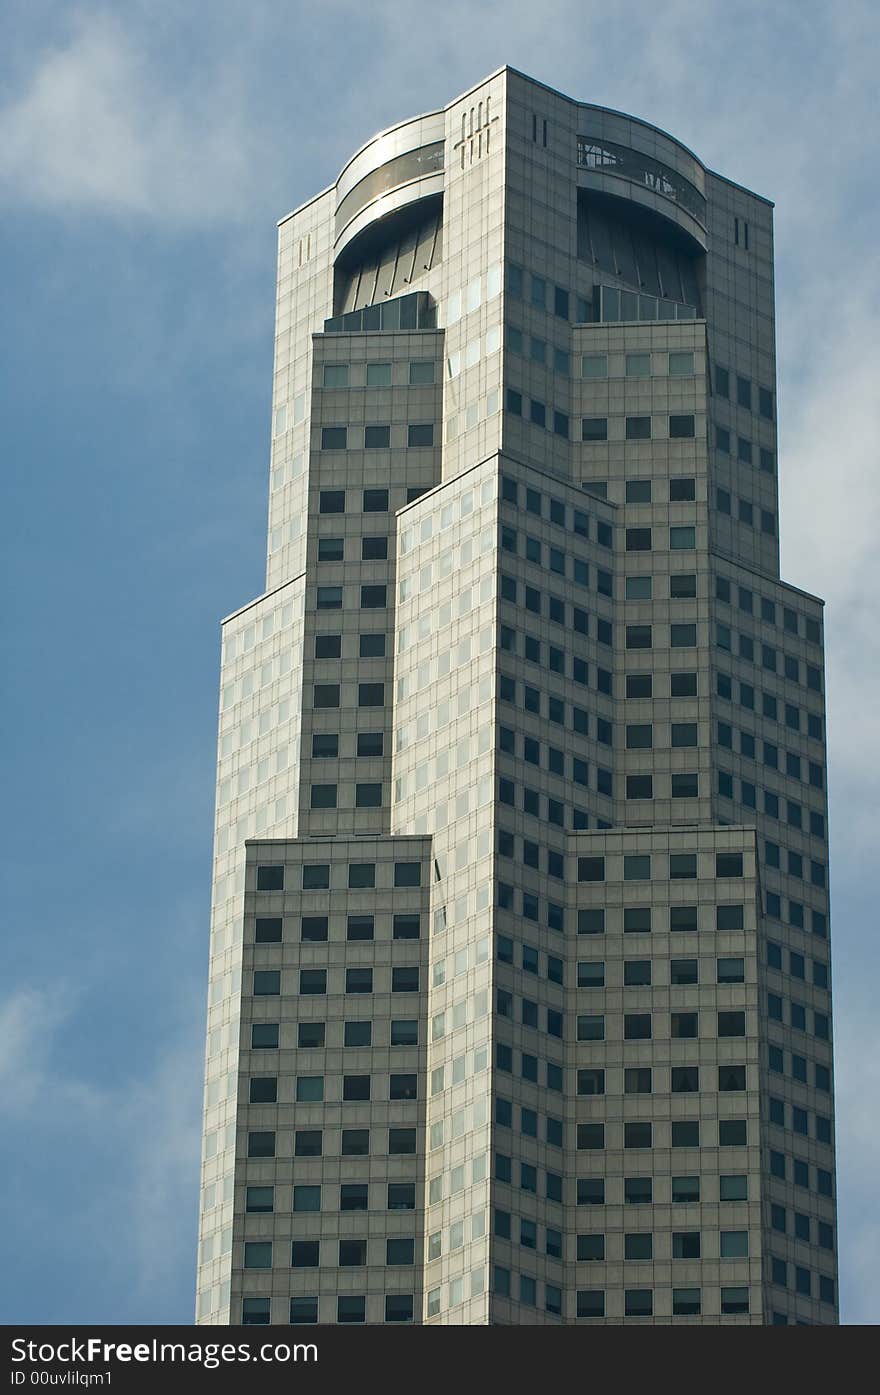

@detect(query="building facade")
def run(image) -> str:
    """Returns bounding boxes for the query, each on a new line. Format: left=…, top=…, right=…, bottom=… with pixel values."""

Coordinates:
left=196, top=68, right=837, bottom=1326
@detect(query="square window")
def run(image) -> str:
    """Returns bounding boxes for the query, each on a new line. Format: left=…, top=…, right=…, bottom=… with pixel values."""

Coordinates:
left=337, top=1297, right=366, bottom=1324
left=409, top=359, right=434, bottom=384
left=626, top=353, right=651, bottom=377
left=578, top=1068, right=605, bottom=1096
left=669, top=414, right=695, bottom=438
left=314, top=633, right=341, bottom=658
left=671, top=1176, right=700, bottom=1202
left=627, top=673, right=653, bottom=697
left=256, top=865, right=284, bottom=892
left=625, top=1289, right=653, bottom=1317
left=626, top=416, right=651, bottom=440
left=255, top=916, right=282, bottom=944
left=364, top=424, right=390, bottom=448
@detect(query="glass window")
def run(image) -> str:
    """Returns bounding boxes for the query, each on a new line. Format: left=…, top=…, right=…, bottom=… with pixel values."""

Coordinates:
left=668, top=351, right=694, bottom=376
left=669, top=414, right=695, bottom=438
left=366, top=362, right=392, bottom=386
left=626, top=353, right=651, bottom=377
left=408, top=423, right=434, bottom=447
left=626, top=416, right=651, bottom=440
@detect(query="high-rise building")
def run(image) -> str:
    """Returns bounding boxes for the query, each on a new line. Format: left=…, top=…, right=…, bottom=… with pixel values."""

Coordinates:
left=196, top=67, right=837, bottom=1327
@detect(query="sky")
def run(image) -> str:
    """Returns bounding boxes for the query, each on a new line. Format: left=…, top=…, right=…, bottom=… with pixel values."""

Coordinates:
left=1, top=0, right=878, bottom=1325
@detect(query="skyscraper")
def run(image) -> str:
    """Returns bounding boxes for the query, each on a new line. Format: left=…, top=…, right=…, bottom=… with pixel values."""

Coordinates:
left=196, top=67, right=837, bottom=1327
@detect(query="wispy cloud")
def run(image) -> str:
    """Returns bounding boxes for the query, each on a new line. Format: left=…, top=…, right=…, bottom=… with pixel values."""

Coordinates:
left=0, top=10, right=261, bottom=222
left=0, top=983, right=202, bottom=1320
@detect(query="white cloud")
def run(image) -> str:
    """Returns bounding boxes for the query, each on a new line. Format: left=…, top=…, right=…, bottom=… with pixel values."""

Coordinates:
left=0, top=982, right=202, bottom=1317
left=0, top=12, right=260, bottom=222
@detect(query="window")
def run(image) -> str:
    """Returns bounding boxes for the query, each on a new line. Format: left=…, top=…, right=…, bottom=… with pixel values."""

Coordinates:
left=627, top=674, right=652, bottom=698
left=578, top=1014, right=604, bottom=1041
left=671, top=722, right=698, bottom=747
left=577, top=1290, right=605, bottom=1318
left=672, top=1231, right=701, bottom=1259
left=244, top=1242, right=272, bottom=1269
left=315, top=633, right=341, bottom=658
left=625, top=1232, right=653, bottom=1259
left=337, top=1297, right=366, bottom=1324
left=356, top=731, right=383, bottom=757
left=720, top=1231, right=749, bottom=1259
left=624, top=907, right=651, bottom=934
left=408, top=423, right=434, bottom=447
left=672, top=1176, right=700, bottom=1202
left=365, top=361, right=392, bottom=386
left=582, top=416, right=608, bottom=441
left=626, top=576, right=652, bottom=600
left=624, top=1013, right=651, bottom=1040
left=255, top=917, right=282, bottom=943
left=669, top=414, right=695, bottom=438
left=716, top=852, right=743, bottom=877
left=253, top=970, right=280, bottom=997
left=625, top=1290, right=653, bottom=1317
left=578, top=1068, right=605, bottom=1095
left=673, top=1289, right=701, bottom=1316
left=625, top=1122, right=652, bottom=1149
left=355, top=783, right=382, bottom=808
left=624, top=960, right=652, bottom=986
left=361, top=535, right=388, bottom=561
left=297, top=1023, right=324, bottom=1048
left=363, top=488, right=389, bottom=512
left=626, top=353, right=651, bottom=377
left=719, top=1119, right=747, bottom=1146
left=668, top=351, right=694, bottom=376
left=670, top=905, right=698, bottom=931
left=578, top=1123, right=605, bottom=1150
left=392, top=967, right=420, bottom=994
left=670, top=958, right=697, bottom=985
left=578, top=1179, right=606, bottom=1205
left=718, top=1011, right=746, bottom=1037
left=346, top=968, right=373, bottom=995
left=256, top=865, right=284, bottom=892
left=670, top=526, right=696, bottom=550
left=311, top=734, right=338, bottom=759
left=578, top=961, right=605, bottom=987
left=394, top=861, right=421, bottom=887
left=344, top=1021, right=372, bottom=1047
left=672, top=1066, right=699, bottom=1092
left=578, top=1234, right=605, bottom=1261
left=346, top=912, right=374, bottom=939
left=364, top=424, right=390, bottom=449
left=671, top=1012, right=698, bottom=1039
left=670, top=572, right=696, bottom=597
left=626, top=527, right=652, bottom=552
left=721, top=1288, right=749, bottom=1315
left=247, top=1132, right=275, bottom=1159
left=320, top=428, right=347, bottom=451
left=358, top=682, right=384, bottom=707
left=582, top=354, right=607, bottom=378
left=671, top=1121, right=699, bottom=1148
left=669, top=476, right=696, bottom=501
left=310, top=784, right=336, bottom=809
left=360, top=584, right=386, bottom=608
left=242, top=1298, right=270, bottom=1325
left=390, top=1074, right=417, bottom=1101
left=313, top=684, right=340, bottom=709
left=626, top=416, right=651, bottom=440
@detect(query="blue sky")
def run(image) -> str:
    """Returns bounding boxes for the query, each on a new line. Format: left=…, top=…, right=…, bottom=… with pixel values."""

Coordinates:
left=1, top=0, right=877, bottom=1325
